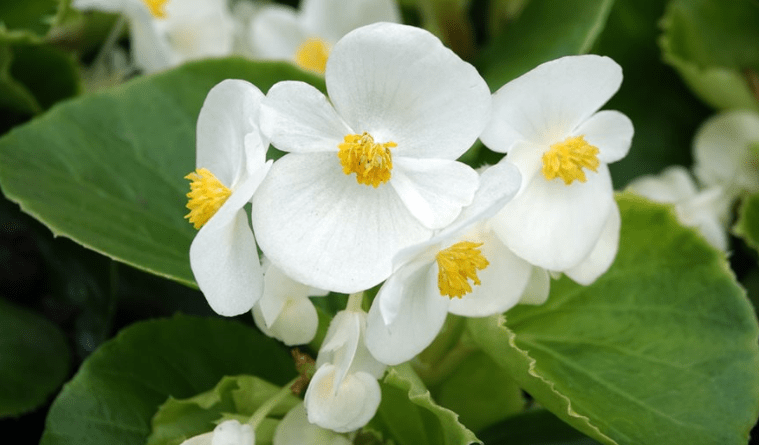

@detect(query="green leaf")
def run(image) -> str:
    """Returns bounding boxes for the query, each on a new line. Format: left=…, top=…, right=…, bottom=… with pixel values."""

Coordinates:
left=0, top=298, right=71, bottom=417
left=40, top=314, right=296, bottom=445
left=734, top=192, right=759, bottom=253
left=148, top=375, right=299, bottom=445
left=468, top=193, right=759, bottom=445
left=0, top=59, right=324, bottom=286
left=476, top=0, right=615, bottom=89
left=368, top=363, right=479, bottom=445
left=0, top=44, right=41, bottom=115
left=0, top=0, right=73, bottom=43
left=478, top=409, right=602, bottom=445
left=659, top=0, right=759, bottom=111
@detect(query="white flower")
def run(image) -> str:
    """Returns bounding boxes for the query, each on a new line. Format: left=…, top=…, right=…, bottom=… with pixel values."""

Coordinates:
left=73, top=0, right=236, bottom=73
left=480, top=55, right=633, bottom=284
left=365, top=162, right=548, bottom=365
left=249, top=0, right=400, bottom=74
left=304, top=308, right=386, bottom=432
left=692, top=110, right=759, bottom=201
left=185, top=79, right=272, bottom=316
left=252, top=259, right=328, bottom=346
left=627, top=166, right=730, bottom=251
left=274, top=403, right=351, bottom=445
left=180, top=419, right=254, bottom=445
left=252, top=22, right=491, bottom=293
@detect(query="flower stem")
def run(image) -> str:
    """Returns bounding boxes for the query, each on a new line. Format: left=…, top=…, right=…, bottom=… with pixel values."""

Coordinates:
left=247, top=376, right=300, bottom=429
left=346, top=292, right=364, bottom=312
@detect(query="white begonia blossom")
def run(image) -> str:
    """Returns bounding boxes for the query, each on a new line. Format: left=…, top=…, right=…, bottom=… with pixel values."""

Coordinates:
left=73, top=0, right=236, bottom=73
left=692, top=110, right=759, bottom=201
left=253, top=22, right=491, bottom=293
left=185, top=79, right=272, bottom=316
left=365, top=162, right=548, bottom=365
left=480, top=55, right=633, bottom=283
left=249, top=0, right=400, bottom=74
left=180, top=419, right=254, bottom=445
left=627, top=166, right=730, bottom=251
left=252, top=259, right=329, bottom=346
left=304, top=307, right=386, bottom=433
left=274, top=403, right=351, bottom=445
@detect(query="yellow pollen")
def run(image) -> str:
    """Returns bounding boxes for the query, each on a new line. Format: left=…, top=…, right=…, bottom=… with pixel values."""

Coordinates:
left=436, top=241, right=489, bottom=299
left=142, top=0, right=169, bottom=18
left=184, top=168, right=231, bottom=230
left=294, top=38, right=330, bottom=74
left=541, top=135, right=600, bottom=185
left=337, top=132, right=396, bottom=187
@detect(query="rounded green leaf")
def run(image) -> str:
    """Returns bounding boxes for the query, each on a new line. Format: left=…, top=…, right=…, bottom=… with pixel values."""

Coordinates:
left=0, top=298, right=71, bottom=417
left=468, top=194, right=759, bottom=445
left=735, top=192, right=759, bottom=253
left=40, top=314, right=296, bottom=445
left=0, top=59, right=323, bottom=286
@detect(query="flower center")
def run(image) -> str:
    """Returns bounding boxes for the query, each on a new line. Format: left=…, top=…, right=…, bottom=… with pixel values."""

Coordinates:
left=184, top=168, right=231, bottom=229
left=142, top=0, right=169, bottom=18
left=542, top=135, right=600, bottom=185
left=338, top=132, right=396, bottom=187
left=294, top=38, right=330, bottom=74
left=436, top=241, right=489, bottom=299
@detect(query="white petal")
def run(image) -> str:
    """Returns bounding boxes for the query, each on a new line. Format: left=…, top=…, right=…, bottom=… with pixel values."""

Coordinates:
left=190, top=177, right=264, bottom=316
left=481, top=55, right=623, bottom=151
left=318, top=311, right=361, bottom=389
left=390, top=158, right=479, bottom=229
left=626, top=166, right=698, bottom=203
left=212, top=420, right=254, bottom=445
left=448, top=232, right=533, bottom=317
left=491, top=165, right=615, bottom=271
left=260, top=81, right=351, bottom=154
left=72, top=0, right=127, bottom=12
left=305, top=365, right=381, bottom=433
left=516, top=266, right=551, bottom=305
left=253, top=296, right=319, bottom=346
left=365, top=262, right=449, bottom=365
left=564, top=202, right=621, bottom=285
left=180, top=431, right=213, bottom=445
left=258, top=262, right=313, bottom=326
left=301, top=0, right=401, bottom=43
left=252, top=152, right=431, bottom=292
left=693, top=110, right=759, bottom=194
left=274, top=404, right=351, bottom=445
left=129, top=7, right=175, bottom=72
left=326, top=23, right=491, bottom=160
left=249, top=5, right=307, bottom=59
left=197, top=79, right=265, bottom=186
left=574, top=110, right=633, bottom=164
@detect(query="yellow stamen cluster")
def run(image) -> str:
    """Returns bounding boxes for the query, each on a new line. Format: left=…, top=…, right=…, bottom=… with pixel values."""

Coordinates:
left=142, top=0, right=169, bottom=18
left=184, top=168, right=231, bottom=230
left=436, top=241, right=489, bottom=299
left=338, top=132, right=396, bottom=187
left=542, top=135, right=600, bottom=185
left=294, top=38, right=330, bottom=74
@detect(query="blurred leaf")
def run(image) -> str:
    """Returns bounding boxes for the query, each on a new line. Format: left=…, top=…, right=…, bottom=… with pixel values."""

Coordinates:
left=735, top=192, right=759, bottom=253
left=0, top=44, right=41, bottom=115
left=40, top=315, right=295, bottom=445
left=476, top=0, right=615, bottom=89
left=592, top=0, right=711, bottom=188
left=148, top=375, right=299, bottom=445
left=0, top=0, right=73, bottom=43
left=660, top=0, right=759, bottom=111
left=0, top=59, right=324, bottom=287
left=478, top=409, right=602, bottom=445
left=0, top=298, right=70, bottom=418
left=368, top=363, right=479, bottom=445
left=468, top=193, right=759, bottom=445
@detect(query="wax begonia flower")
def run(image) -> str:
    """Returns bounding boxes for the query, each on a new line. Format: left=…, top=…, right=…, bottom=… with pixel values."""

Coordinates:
left=304, top=308, right=386, bottom=432
left=253, top=22, right=491, bottom=293
left=73, top=0, right=235, bottom=73
left=692, top=110, right=759, bottom=201
left=480, top=55, right=633, bottom=282
left=180, top=419, right=254, bottom=445
left=365, top=162, right=549, bottom=365
left=249, top=0, right=400, bottom=74
left=185, top=79, right=272, bottom=316
left=274, top=403, right=351, bottom=445
left=252, top=259, right=329, bottom=346
left=627, top=166, right=730, bottom=251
